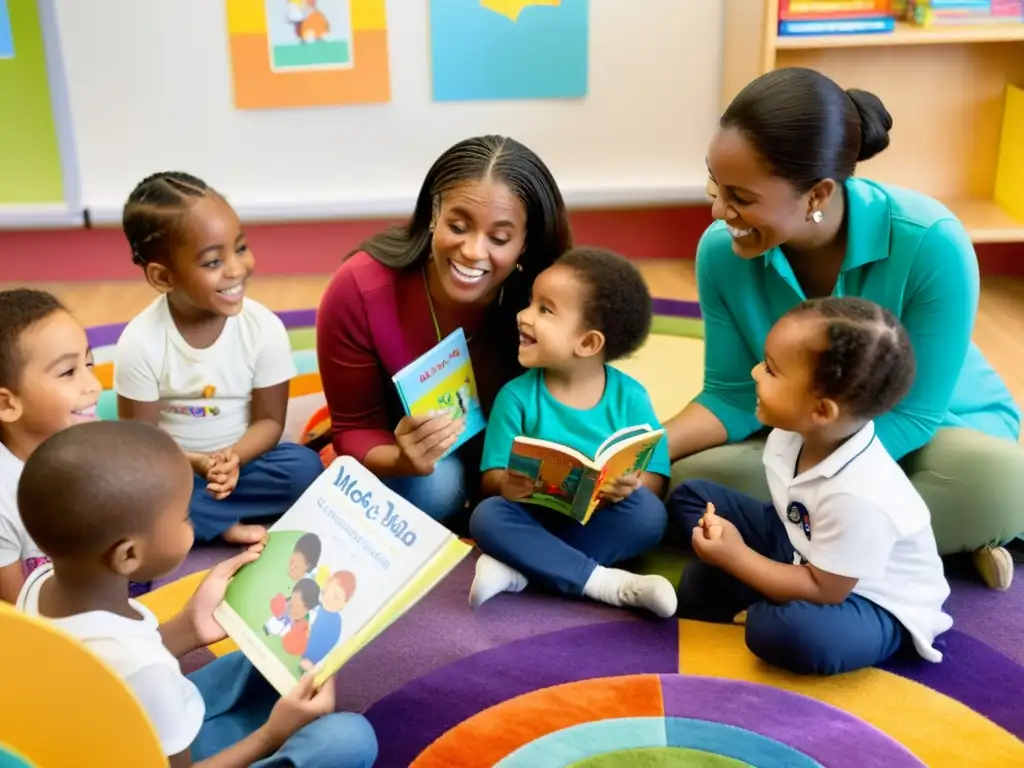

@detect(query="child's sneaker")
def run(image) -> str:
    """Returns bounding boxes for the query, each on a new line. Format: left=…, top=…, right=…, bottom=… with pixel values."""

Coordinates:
left=973, top=546, right=1013, bottom=591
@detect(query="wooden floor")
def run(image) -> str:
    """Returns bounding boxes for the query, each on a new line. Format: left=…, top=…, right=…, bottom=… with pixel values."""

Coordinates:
left=5, top=260, right=1024, bottom=409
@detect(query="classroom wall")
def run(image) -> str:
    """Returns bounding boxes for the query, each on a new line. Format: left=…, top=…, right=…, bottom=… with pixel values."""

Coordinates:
left=52, top=0, right=723, bottom=224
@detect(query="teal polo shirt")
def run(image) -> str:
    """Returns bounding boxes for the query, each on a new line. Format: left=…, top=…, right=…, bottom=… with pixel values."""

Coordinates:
left=481, top=366, right=671, bottom=476
left=695, top=177, right=1020, bottom=460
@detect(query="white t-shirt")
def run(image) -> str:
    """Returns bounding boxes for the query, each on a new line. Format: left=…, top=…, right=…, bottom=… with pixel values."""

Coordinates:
left=0, top=441, right=47, bottom=575
left=18, top=564, right=205, bottom=756
left=763, top=422, right=953, bottom=662
left=114, top=296, right=297, bottom=454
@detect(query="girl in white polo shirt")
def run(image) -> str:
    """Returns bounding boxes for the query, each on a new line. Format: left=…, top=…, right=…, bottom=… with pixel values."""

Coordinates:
left=668, top=296, right=952, bottom=676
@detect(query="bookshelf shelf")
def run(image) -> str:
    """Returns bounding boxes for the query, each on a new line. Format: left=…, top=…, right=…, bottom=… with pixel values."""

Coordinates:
left=723, top=1, right=1024, bottom=243
left=775, top=19, right=1024, bottom=49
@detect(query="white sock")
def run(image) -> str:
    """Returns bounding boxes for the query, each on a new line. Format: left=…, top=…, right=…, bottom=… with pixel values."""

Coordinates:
left=582, top=565, right=677, bottom=618
left=469, top=554, right=528, bottom=609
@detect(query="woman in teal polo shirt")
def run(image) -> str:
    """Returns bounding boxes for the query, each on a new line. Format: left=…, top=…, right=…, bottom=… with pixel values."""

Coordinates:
left=665, top=67, right=1023, bottom=591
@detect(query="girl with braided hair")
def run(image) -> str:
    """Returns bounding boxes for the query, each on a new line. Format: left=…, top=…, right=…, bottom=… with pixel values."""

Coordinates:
left=668, top=297, right=952, bottom=676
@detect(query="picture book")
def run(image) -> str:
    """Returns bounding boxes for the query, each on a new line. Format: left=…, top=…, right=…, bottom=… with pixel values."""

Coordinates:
left=392, top=327, right=486, bottom=458
left=507, top=424, right=665, bottom=525
left=213, top=457, right=472, bottom=695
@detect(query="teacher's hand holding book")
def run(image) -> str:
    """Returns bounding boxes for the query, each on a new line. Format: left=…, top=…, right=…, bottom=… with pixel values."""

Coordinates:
left=395, top=412, right=466, bottom=475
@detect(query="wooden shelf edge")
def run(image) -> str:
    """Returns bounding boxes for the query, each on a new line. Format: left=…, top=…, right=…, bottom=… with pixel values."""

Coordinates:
left=946, top=199, right=1024, bottom=244
left=775, top=20, right=1024, bottom=50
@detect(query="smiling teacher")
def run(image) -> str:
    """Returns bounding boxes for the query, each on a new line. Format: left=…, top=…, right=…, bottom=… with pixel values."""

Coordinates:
left=664, top=68, right=1024, bottom=590
left=316, top=135, right=572, bottom=523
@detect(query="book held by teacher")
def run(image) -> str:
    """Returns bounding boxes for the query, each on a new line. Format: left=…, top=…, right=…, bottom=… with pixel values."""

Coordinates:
left=507, top=424, right=665, bottom=525
left=213, top=457, right=472, bottom=695
left=391, top=327, right=486, bottom=456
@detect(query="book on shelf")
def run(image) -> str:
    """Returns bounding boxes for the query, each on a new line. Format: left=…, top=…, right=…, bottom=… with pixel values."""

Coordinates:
left=391, top=327, right=486, bottom=458
left=778, top=0, right=897, bottom=34
left=505, top=424, right=665, bottom=525
left=213, top=457, right=472, bottom=695
left=909, top=1, right=1023, bottom=26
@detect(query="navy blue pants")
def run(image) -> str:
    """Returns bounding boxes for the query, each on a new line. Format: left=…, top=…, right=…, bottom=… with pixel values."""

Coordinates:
left=190, top=443, right=324, bottom=541
left=668, top=480, right=907, bottom=676
left=188, top=652, right=377, bottom=766
left=470, top=486, right=668, bottom=595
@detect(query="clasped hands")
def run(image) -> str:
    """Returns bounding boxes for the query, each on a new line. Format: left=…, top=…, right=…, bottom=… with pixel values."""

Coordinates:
left=191, top=449, right=241, bottom=500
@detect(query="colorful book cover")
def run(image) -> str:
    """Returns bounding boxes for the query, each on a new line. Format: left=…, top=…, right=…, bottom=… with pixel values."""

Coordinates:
left=391, top=328, right=486, bottom=457
left=507, top=425, right=665, bottom=525
left=779, top=15, right=896, bottom=32
left=779, top=0, right=892, bottom=19
left=213, top=457, right=472, bottom=695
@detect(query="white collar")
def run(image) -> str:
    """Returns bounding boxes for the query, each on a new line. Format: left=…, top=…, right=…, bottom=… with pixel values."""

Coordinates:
left=766, top=422, right=877, bottom=485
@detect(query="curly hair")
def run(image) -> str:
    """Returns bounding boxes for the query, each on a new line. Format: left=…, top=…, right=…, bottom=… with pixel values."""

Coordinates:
left=122, top=171, right=215, bottom=267
left=0, top=289, right=66, bottom=391
left=557, top=247, right=652, bottom=362
left=789, top=296, right=915, bottom=420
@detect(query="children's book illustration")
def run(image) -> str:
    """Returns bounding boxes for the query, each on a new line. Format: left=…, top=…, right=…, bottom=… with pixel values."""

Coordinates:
left=507, top=424, right=664, bottom=524
left=214, top=457, right=472, bottom=694
left=266, top=0, right=354, bottom=71
left=392, top=328, right=486, bottom=458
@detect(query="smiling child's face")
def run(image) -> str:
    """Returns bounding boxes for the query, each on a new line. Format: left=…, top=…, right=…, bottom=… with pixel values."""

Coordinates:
left=321, top=578, right=349, bottom=612
left=288, top=552, right=309, bottom=580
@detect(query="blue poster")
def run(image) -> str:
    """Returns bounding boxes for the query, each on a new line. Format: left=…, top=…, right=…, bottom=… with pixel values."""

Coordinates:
left=430, top=0, right=588, bottom=101
left=0, top=0, right=14, bottom=59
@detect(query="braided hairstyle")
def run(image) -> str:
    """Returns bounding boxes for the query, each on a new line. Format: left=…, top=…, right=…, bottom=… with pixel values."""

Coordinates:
left=122, top=172, right=215, bottom=267
left=789, top=296, right=915, bottom=420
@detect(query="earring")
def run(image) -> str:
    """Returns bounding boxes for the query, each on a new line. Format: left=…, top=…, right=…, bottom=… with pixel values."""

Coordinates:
left=811, top=210, right=823, bottom=224
left=515, top=263, right=523, bottom=272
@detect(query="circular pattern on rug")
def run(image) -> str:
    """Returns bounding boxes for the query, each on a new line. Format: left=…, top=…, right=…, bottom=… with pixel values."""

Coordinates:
left=364, top=619, right=1024, bottom=767
left=409, top=675, right=924, bottom=768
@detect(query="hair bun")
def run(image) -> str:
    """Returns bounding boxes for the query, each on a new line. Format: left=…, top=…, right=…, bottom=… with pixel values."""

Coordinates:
left=846, top=88, right=892, bottom=162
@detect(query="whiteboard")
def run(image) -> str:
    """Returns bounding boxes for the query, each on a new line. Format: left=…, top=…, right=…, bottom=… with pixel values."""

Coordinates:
left=54, top=0, right=723, bottom=224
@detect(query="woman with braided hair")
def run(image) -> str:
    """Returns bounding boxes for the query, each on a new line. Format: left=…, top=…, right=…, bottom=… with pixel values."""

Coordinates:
left=664, top=68, right=1023, bottom=590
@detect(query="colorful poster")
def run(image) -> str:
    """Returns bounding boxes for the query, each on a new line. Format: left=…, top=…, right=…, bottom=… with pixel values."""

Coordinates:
left=0, top=0, right=64, bottom=203
left=225, top=0, right=389, bottom=109
left=429, top=0, right=588, bottom=101
left=0, top=0, right=13, bottom=59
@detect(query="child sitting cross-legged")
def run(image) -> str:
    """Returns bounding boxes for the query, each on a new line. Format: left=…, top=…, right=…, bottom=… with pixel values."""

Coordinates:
left=16, top=420, right=378, bottom=768
left=468, top=247, right=676, bottom=617
left=668, top=297, right=953, bottom=676
left=114, top=172, right=324, bottom=546
left=0, top=289, right=102, bottom=603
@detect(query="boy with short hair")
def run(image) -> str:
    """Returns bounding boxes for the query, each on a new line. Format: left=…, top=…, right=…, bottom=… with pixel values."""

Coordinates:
left=0, top=289, right=101, bottom=603
left=17, top=420, right=378, bottom=768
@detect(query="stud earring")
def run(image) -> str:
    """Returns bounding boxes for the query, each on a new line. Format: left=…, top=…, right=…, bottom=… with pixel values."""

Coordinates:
left=515, top=263, right=523, bottom=272
left=811, top=210, right=823, bottom=224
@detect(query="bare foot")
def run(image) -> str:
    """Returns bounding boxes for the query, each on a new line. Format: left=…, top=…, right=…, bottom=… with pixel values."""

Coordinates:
left=223, top=522, right=267, bottom=545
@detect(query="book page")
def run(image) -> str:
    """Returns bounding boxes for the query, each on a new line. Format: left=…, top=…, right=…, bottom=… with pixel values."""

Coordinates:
left=594, top=431, right=664, bottom=491
left=508, top=437, right=596, bottom=520
left=215, top=458, right=453, bottom=695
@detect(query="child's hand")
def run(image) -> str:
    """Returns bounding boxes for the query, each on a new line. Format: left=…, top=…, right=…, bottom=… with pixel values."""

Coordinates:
left=691, top=505, right=744, bottom=568
left=600, top=472, right=642, bottom=505
left=501, top=470, right=536, bottom=501
left=265, top=671, right=336, bottom=747
left=207, top=449, right=240, bottom=500
left=184, top=549, right=261, bottom=647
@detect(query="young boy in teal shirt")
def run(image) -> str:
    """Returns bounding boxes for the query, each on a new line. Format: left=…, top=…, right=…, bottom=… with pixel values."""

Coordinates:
left=469, top=248, right=676, bottom=617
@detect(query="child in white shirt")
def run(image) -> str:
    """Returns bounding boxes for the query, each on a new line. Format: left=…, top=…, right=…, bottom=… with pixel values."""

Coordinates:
left=17, top=420, right=377, bottom=767
left=668, top=297, right=952, bottom=675
left=0, top=289, right=101, bottom=603
left=114, top=172, right=323, bottom=546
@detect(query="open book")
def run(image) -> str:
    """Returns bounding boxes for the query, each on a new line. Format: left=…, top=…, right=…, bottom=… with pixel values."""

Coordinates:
left=507, top=424, right=664, bottom=525
left=392, top=327, right=486, bottom=458
left=213, top=457, right=471, bottom=695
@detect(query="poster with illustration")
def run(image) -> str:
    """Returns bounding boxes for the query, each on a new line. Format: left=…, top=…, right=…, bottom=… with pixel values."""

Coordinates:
left=266, top=0, right=353, bottom=71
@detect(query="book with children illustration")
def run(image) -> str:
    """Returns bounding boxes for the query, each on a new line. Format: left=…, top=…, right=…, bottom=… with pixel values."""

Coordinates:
left=507, top=424, right=665, bottom=525
left=391, top=327, right=486, bottom=457
left=213, top=456, right=472, bottom=695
